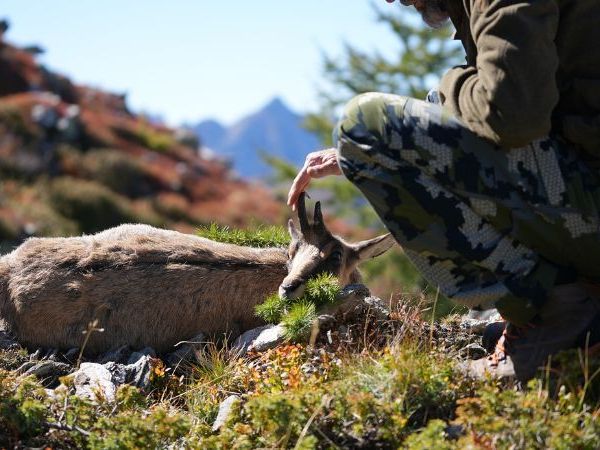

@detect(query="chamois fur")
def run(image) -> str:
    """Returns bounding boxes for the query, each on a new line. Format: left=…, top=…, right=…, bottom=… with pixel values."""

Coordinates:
left=0, top=224, right=289, bottom=354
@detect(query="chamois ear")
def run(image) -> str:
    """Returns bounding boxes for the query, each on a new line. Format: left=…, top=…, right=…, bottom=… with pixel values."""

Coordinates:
left=288, top=219, right=301, bottom=242
left=352, top=233, right=396, bottom=261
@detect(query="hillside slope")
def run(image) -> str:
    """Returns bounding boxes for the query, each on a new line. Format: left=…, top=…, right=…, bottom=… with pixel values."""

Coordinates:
left=0, top=28, right=284, bottom=249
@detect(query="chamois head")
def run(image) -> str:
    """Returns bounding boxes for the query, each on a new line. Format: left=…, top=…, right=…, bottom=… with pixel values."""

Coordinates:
left=279, top=193, right=396, bottom=300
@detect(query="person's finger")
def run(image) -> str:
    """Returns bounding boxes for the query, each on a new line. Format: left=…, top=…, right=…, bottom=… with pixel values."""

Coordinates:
left=306, top=157, right=341, bottom=178
left=287, top=169, right=311, bottom=209
left=306, top=163, right=333, bottom=178
left=288, top=160, right=312, bottom=208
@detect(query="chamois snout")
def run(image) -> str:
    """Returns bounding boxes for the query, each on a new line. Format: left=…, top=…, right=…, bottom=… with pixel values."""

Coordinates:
left=279, top=279, right=306, bottom=300
left=280, top=192, right=397, bottom=300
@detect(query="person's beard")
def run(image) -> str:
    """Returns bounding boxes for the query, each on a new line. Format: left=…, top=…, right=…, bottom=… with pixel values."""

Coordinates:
left=400, top=0, right=449, bottom=29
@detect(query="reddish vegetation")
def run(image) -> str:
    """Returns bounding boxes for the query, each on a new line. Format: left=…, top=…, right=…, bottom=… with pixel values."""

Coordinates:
left=0, top=31, right=284, bottom=242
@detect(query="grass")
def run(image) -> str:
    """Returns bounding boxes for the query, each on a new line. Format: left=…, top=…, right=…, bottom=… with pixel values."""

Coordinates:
left=196, top=223, right=290, bottom=248
left=1, top=312, right=599, bottom=449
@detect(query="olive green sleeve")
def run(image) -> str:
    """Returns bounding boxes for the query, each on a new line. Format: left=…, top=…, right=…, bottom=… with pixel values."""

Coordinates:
left=438, top=0, right=560, bottom=148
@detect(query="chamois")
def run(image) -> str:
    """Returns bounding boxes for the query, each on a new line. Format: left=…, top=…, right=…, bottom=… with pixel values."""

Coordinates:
left=0, top=193, right=395, bottom=354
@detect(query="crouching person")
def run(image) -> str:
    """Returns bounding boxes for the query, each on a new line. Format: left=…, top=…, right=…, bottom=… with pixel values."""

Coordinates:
left=288, top=0, right=600, bottom=382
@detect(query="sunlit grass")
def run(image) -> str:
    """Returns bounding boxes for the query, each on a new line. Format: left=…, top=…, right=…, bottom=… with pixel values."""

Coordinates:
left=196, top=223, right=290, bottom=248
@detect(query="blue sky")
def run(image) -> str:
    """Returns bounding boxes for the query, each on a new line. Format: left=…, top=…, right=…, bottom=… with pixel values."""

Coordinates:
left=2, top=1, right=413, bottom=125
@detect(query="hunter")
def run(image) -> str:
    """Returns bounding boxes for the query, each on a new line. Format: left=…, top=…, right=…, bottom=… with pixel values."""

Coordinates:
left=288, top=0, right=600, bottom=382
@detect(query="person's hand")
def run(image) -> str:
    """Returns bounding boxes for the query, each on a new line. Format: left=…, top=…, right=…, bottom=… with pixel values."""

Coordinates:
left=287, top=148, right=342, bottom=211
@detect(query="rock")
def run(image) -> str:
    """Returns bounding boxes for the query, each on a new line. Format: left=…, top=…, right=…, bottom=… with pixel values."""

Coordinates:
left=30, top=348, right=43, bottom=361
left=16, top=361, right=37, bottom=374
left=45, top=348, right=60, bottom=361
left=461, top=317, right=503, bottom=335
left=458, top=343, right=487, bottom=360
left=127, top=347, right=156, bottom=365
left=445, top=424, right=465, bottom=440
left=104, top=361, right=128, bottom=386
left=97, top=345, right=132, bottom=364
left=212, top=395, right=240, bottom=432
left=164, top=333, right=205, bottom=367
left=0, top=330, right=19, bottom=350
left=461, top=309, right=503, bottom=334
left=72, top=363, right=117, bottom=402
left=251, top=325, right=286, bottom=352
left=467, top=309, right=502, bottom=322
left=125, top=354, right=154, bottom=388
left=317, top=314, right=336, bottom=328
left=362, top=296, right=390, bottom=320
left=339, top=284, right=371, bottom=302
left=321, top=284, right=389, bottom=321
left=69, top=350, right=157, bottom=401
left=233, top=325, right=286, bottom=355
left=63, top=348, right=80, bottom=362
left=23, top=360, right=71, bottom=378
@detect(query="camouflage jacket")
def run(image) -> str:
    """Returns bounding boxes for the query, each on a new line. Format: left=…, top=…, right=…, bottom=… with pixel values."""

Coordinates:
left=439, top=0, right=600, bottom=161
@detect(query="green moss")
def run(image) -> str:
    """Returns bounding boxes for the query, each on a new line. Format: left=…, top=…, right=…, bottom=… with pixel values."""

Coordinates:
left=196, top=223, right=290, bottom=248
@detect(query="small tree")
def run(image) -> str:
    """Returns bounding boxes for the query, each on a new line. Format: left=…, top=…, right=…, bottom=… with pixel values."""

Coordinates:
left=305, top=4, right=463, bottom=146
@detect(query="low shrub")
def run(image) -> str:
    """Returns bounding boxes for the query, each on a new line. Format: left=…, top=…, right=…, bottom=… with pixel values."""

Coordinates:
left=47, top=177, right=153, bottom=234
left=454, top=381, right=600, bottom=449
left=0, top=370, right=49, bottom=448
left=118, top=122, right=176, bottom=154
left=255, top=293, right=288, bottom=324
left=200, top=342, right=473, bottom=449
left=81, top=149, right=155, bottom=198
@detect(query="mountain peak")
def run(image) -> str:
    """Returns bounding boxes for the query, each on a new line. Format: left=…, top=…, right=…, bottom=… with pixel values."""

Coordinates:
left=260, top=97, right=293, bottom=116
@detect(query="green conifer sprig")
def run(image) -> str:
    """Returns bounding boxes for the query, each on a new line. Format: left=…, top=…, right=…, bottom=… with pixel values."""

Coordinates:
left=255, top=274, right=341, bottom=341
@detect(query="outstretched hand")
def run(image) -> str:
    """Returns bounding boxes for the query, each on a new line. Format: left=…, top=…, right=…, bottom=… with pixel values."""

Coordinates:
left=287, top=148, right=342, bottom=211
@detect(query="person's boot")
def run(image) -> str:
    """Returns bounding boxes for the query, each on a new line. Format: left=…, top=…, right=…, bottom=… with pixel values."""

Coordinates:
left=461, top=282, right=600, bottom=383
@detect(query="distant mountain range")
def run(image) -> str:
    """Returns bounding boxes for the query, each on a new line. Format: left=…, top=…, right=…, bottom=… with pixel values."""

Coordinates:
left=190, top=98, right=322, bottom=178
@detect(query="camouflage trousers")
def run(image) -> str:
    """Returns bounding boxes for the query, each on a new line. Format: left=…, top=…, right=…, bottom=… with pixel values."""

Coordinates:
left=335, top=93, right=600, bottom=325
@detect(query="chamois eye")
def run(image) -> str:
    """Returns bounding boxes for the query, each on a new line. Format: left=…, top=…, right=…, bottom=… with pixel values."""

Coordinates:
left=330, top=250, right=343, bottom=261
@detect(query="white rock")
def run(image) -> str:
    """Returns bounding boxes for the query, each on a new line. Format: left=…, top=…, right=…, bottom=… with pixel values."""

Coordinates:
left=250, top=325, right=286, bottom=352
left=461, top=309, right=503, bottom=334
left=212, top=395, right=240, bottom=432
left=232, top=325, right=286, bottom=355
left=72, top=363, right=117, bottom=402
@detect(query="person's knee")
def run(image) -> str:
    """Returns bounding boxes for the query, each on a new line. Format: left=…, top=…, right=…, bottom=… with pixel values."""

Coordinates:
left=337, top=93, right=395, bottom=140
left=335, top=93, right=406, bottom=160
